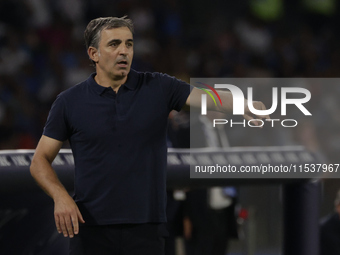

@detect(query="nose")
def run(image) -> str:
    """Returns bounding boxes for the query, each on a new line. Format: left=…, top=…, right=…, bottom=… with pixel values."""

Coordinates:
left=119, top=44, right=128, bottom=55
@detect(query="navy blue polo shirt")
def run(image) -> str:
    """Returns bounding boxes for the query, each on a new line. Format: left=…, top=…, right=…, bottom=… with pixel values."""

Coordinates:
left=43, top=69, right=191, bottom=225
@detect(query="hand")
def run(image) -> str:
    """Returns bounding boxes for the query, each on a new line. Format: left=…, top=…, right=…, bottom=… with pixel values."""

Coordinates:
left=243, top=100, right=270, bottom=127
left=54, top=194, right=85, bottom=238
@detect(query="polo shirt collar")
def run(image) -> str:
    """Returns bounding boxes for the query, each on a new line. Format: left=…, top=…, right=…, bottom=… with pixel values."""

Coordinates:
left=123, top=69, right=139, bottom=91
left=88, top=69, right=139, bottom=95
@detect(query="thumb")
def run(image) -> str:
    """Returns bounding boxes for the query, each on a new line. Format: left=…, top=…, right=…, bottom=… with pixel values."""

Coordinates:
left=77, top=208, right=85, bottom=223
left=243, top=114, right=263, bottom=127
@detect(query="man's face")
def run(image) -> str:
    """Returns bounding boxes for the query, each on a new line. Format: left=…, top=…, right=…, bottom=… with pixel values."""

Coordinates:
left=95, top=27, right=134, bottom=80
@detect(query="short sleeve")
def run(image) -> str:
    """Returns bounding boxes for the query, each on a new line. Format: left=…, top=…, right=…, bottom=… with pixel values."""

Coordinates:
left=159, top=73, right=193, bottom=112
left=43, top=94, right=70, bottom=142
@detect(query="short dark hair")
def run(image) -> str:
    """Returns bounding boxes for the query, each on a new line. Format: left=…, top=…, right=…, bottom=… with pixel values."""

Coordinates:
left=84, top=16, right=134, bottom=49
left=84, top=16, right=134, bottom=65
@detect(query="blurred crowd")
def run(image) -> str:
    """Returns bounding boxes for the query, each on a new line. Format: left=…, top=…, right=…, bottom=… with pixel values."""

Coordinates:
left=0, top=0, right=339, bottom=164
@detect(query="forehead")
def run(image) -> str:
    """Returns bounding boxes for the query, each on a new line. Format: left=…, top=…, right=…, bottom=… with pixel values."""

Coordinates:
left=99, top=27, right=133, bottom=43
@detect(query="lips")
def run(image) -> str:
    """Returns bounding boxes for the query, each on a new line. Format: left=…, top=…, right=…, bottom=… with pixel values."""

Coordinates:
left=117, top=60, right=128, bottom=67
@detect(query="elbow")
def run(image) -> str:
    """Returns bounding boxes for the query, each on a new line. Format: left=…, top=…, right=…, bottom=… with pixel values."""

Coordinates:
left=29, top=155, right=43, bottom=178
left=29, top=154, right=52, bottom=178
left=29, top=157, right=37, bottom=177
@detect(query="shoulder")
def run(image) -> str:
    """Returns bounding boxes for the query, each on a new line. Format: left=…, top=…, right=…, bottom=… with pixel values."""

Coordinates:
left=49, top=77, right=92, bottom=113
left=60, top=81, right=87, bottom=97
left=134, top=69, right=179, bottom=85
left=57, top=77, right=90, bottom=101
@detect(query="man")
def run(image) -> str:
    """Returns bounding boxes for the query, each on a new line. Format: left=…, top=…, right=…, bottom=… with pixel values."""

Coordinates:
left=30, top=16, right=268, bottom=255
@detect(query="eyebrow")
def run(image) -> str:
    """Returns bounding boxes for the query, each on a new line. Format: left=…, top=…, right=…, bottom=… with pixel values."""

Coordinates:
left=107, top=39, right=134, bottom=45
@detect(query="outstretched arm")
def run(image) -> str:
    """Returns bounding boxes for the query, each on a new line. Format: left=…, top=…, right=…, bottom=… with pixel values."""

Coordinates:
left=186, top=87, right=270, bottom=125
left=30, top=135, right=85, bottom=238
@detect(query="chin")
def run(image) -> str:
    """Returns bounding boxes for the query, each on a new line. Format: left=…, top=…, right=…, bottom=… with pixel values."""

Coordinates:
left=112, top=67, right=130, bottom=79
left=120, top=68, right=130, bottom=77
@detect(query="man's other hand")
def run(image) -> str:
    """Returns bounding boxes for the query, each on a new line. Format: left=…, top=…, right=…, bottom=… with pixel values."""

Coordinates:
left=54, top=194, right=85, bottom=238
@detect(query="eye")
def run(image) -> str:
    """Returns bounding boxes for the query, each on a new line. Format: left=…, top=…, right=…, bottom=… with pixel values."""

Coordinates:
left=126, top=42, right=133, bottom=47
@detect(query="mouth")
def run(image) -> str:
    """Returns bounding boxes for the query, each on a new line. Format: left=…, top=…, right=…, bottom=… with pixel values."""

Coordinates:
left=117, top=60, right=128, bottom=68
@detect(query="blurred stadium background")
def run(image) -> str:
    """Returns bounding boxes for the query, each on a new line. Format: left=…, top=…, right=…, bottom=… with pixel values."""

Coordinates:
left=0, top=0, right=340, bottom=254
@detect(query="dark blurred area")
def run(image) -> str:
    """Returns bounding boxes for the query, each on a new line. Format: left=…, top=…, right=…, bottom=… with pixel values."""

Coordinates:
left=0, top=0, right=340, bottom=155
left=1, top=1, right=340, bottom=254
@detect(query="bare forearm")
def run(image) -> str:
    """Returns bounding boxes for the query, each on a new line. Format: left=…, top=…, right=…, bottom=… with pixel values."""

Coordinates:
left=208, top=90, right=234, bottom=113
left=30, top=155, right=85, bottom=237
left=186, top=87, right=269, bottom=124
left=30, top=135, right=84, bottom=237
left=30, top=156, right=69, bottom=201
left=186, top=87, right=235, bottom=113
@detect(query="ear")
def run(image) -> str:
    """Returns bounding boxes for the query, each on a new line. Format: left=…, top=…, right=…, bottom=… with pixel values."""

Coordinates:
left=88, top=46, right=99, bottom=63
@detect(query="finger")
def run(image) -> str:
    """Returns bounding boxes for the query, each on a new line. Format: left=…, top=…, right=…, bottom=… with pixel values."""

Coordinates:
left=59, top=216, right=68, bottom=237
left=54, top=214, right=62, bottom=234
left=77, top=208, right=85, bottom=224
left=256, top=114, right=270, bottom=120
left=73, top=208, right=85, bottom=236
left=260, top=102, right=271, bottom=120
left=71, top=214, right=78, bottom=236
left=254, top=102, right=270, bottom=120
left=243, top=114, right=253, bottom=122
left=244, top=114, right=259, bottom=124
left=248, top=101, right=270, bottom=119
left=65, top=215, right=74, bottom=238
left=244, top=114, right=263, bottom=128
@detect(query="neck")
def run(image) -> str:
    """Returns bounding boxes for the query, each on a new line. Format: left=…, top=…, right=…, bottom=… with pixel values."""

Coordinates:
left=94, top=73, right=128, bottom=93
